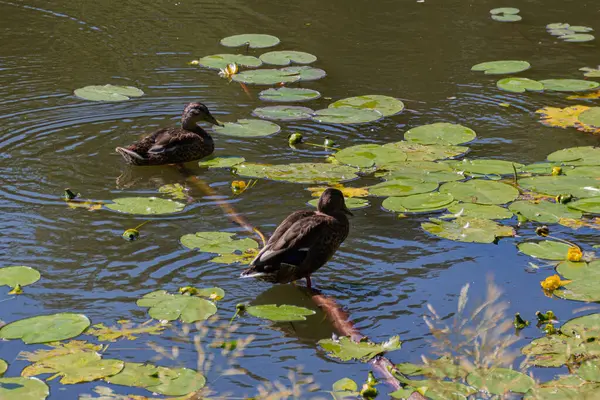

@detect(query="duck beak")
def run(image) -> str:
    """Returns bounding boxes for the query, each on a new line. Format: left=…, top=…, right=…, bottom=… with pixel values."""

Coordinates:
left=205, top=112, right=224, bottom=127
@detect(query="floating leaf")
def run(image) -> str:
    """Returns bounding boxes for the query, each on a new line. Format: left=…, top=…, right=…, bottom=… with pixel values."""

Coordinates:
left=490, top=7, right=520, bottom=14
left=105, top=362, right=205, bottom=396
left=0, top=266, right=40, bottom=292
left=137, top=290, right=217, bottom=323
left=312, top=107, right=383, bottom=124
left=490, top=7, right=521, bottom=22
left=307, top=184, right=368, bottom=198
left=562, top=312, right=600, bottom=339
left=443, top=203, right=513, bottom=219
left=368, top=179, right=438, bottom=197
left=234, top=162, right=360, bottom=184
left=466, top=368, right=534, bottom=395
left=329, top=95, right=404, bottom=117
left=445, top=159, right=522, bottom=176
left=517, top=240, right=571, bottom=260
left=74, top=85, right=144, bottom=102
left=404, top=123, right=476, bottom=146
left=519, top=176, right=600, bottom=198
left=395, top=356, right=466, bottom=380
left=560, top=33, right=595, bottom=42
left=497, top=77, right=544, bottom=93
left=382, top=192, right=454, bottom=213
left=536, top=105, right=591, bottom=129
left=19, top=341, right=103, bottom=362
left=0, top=359, right=7, bottom=376
left=547, top=22, right=570, bottom=30
left=213, top=119, right=280, bottom=137
left=259, top=50, right=316, bottom=66
left=331, top=377, right=359, bottom=400
left=471, top=60, right=530, bottom=75
left=492, top=14, right=522, bottom=22
left=318, top=336, right=401, bottom=362
left=22, top=352, right=123, bottom=384
left=509, top=200, right=582, bottom=223
left=385, top=141, right=469, bottom=161
left=578, top=107, right=600, bottom=128
left=245, top=304, right=315, bottom=321
left=439, top=180, right=519, bottom=205
left=0, top=377, right=49, bottom=400
left=524, top=376, right=600, bottom=399
left=86, top=321, right=166, bottom=342
left=198, top=156, right=246, bottom=168
left=252, top=106, right=313, bottom=121
left=106, top=197, right=184, bottom=215
left=158, top=184, right=188, bottom=200
left=220, top=33, right=280, bottom=49
left=197, top=54, right=262, bottom=69
left=555, top=260, right=600, bottom=301
left=0, top=313, right=90, bottom=344
left=334, top=144, right=407, bottom=168
left=568, top=196, right=600, bottom=214
left=309, top=197, right=369, bottom=210
left=180, top=231, right=259, bottom=259
left=232, top=69, right=300, bottom=85
left=422, top=217, right=515, bottom=243
left=280, top=65, right=326, bottom=81
left=580, top=66, right=600, bottom=78
left=380, top=168, right=463, bottom=184
left=540, top=79, right=599, bottom=92
left=396, top=378, right=475, bottom=400
left=547, top=146, right=600, bottom=164
left=258, top=87, right=321, bottom=102
left=565, top=166, right=600, bottom=177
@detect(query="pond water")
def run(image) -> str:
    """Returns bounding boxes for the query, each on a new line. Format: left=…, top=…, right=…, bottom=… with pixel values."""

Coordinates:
left=1, top=0, right=600, bottom=398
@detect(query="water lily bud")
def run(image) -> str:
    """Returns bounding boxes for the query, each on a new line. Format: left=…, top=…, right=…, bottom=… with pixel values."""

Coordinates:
left=324, top=137, right=335, bottom=147
left=236, top=303, right=247, bottom=312
left=122, top=228, right=140, bottom=241
left=8, top=284, right=23, bottom=295
left=556, top=194, right=573, bottom=204
left=543, top=323, right=557, bottom=335
left=288, top=133, right=303, bottom=145
left=514, top=313, right=530, bottom=329
left=178, top=286, right=198, bottom=295
left=535, top=225, right=550, bottom=237
left=63, top=188, right=79, bottom=200
left=366, top=371, right=378, bottom=387
left=360, top=384, right=378, bottom=399
left=551, top=166, right=562, bottom=176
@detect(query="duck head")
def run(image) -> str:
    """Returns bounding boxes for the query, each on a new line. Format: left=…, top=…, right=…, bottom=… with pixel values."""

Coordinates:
left=318, top=188, right=353, bottom=216
left=181, top=102, right=224, bottom=130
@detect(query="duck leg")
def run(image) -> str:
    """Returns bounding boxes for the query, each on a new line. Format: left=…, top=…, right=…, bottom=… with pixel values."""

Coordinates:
left=305, top=275, right=312, bottom=289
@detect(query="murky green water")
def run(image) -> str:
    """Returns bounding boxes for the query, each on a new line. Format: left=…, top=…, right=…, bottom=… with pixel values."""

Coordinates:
left=1, top=0, right=600, bottom=398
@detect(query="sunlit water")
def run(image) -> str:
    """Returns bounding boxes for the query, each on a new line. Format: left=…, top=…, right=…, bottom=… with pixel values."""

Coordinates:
left=1, top=0, right=600, bottom=398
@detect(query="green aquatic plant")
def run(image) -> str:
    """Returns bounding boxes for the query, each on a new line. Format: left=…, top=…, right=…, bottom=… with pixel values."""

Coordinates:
left=73, top=84, right=144, bottom=102
left=220, top=33, right=280, bottom=49
left=0, top=266, right=40, bottom=294
left=318, top=335, right=402, bottom=362
left=234, top=303, right=316, bottom=322
left=490, top=7, right=521, bottom=22
left=213, top=118, right=281, bottom=137
left=0, top=313, right=90, bottom=344
left=137, top=290, right=218, bottom=323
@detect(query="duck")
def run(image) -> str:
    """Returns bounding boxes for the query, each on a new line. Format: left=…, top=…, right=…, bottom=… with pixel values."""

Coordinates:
left=115, top=102, right=223, bottom=166
left=241, top=188, right=352, bottom=289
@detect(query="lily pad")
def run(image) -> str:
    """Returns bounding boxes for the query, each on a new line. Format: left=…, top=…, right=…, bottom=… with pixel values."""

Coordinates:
left=213, top=119, right=281, bottom=137
left=22, top=352, right=123, bottom=384
left=524, top=376, right=600, bottom=399
left=517, top=240, right=571, bottom=260
left=180, top=231, right=258, bottom=255
left=568, top=196, right=600, bottom=214
left=318, top=335, right=401, bottom=362
left=490, top=7, right=520, bottom=15
left=0, top=359, right=7, bottom=376
left=234, top=162, right=360, bottom=184
left=312, top=107, right=383, bottom=124
left=580, top=66, right=600, bottom=78
left=492, top=14, right=522, bottom=22
left=405, top=123, right=476, bottom=145
left=309, top=197, right=369, bottom=210
left=259, top=50, right=317, bottom=66
left=471, top=60, right=530, bottom=75
left=509, top=200, right=582, bottom=223
left=547, top=23, right=570, bottom=30
left=368, top=179, right=438, bottom=197
left=578, top=107, right=600, bottom=128
left=555, top=260, right=600, bottom=302
left=497, top=77, right=544, bottom=93
left=74, top=85, right=144, bottom=102
left=560, top=33, right=595, bottom=42
left=382, top=192, right=455, bottom=213
left=518, top=176, right=600, bottom=198
left=385, top=141, right=469, bottom=161
left=105, top=362, right=205, bottom=396
left=0, top=266, right=40, bottom=290
left=258, top=87, right=321, bottom=102
left=245, top=304, right=315, bottom=321
left=0, top=377, right=49, bottom=400
left=540, top=79, right=599, bottom=92
left=547, top=146, right=600, bottom=164
left=197, top=54, right=262, bottom=69
left=439, top=180, right=519, bottom=205
left=329, top=95, right=405, bottom=117
left=252, top=106, right=313, bottom=121
left=380, top=167, right=463, bottom=184
left=198, top=156, right=245, bottom=168
left=137, top=290, right=217, bottom=323
left=561, top=312, right=600, bottom=339
left=443, top=203, right=513, bottom=219
left=232, top=69, right=300, bottom=85
left=564, top=166, right=600, bottom=177
left=0, top=313, right=90, bottom=344
left=422, top=217, right=515, bottom=243
left=331, top=377, right=359, bottom=400
left=445, top=159, right=522, bottom=176
left=280, top=66, right=326, bottom=81
left=398, top=378, right=475, bottom=400
left=334, top=144, right=407, bottom=168
left=466, top=368, right=534, bottom=395
left=394, top=356, right=467, bottom=380
left=106, top=197, right=184, bottom=215
left=220, top=33, right=280, bottom=49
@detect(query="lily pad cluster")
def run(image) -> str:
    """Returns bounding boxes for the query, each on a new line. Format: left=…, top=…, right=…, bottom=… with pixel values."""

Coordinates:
left=490, top=7, right=521, bottom=22
left=547, top=22, right=595, bottom=43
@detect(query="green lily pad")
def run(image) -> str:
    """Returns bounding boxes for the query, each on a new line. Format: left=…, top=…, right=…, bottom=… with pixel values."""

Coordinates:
left=580, top=66, right=600, bottom=78
left=0, top=359, right=7, bottom=376
left=548, top=28, right=574, bottom=36
left=368, top=179, right=438, bottom=197
left=234, top=162, right=360, bottom=184
left=560, top=33, right=595, bottom=42
left=331, top=377, right=359, bottom=400
left=73, top=85, right=144, bottom=102
left=520, top=162, right=556, bottom=174
left=466, top=368, right=534, bottom=395
left=394, top=356, right=467, bottom=380
left=0, top=313, right=90, bottom=344
left=220, top=34, right=280, bottom=49
left=521, top=335, right=600, bottom=367
left=318, top=335, right=401, bottom=362
left=180, top=231, right=258, bottom=259
left=378, top=160, right=452, bottom=173
left=509, top=200, right=582, bottom=223
left=158, top=184, right=188, bottom=200
left=258, top=87, right=321, bottom=102
left=555, top=261, right=600, bottom=302
left=443, top=203, right=513, bottom=219
left=137, top=290, right=217, bottom=323
left=565, top=166, right=600, bottom=177
left=517, top=240, right=571, bottom=260
left=279, top=66, right=326, bottom=81
left=259, top=50, right=317, bottom=66
left=381, top=169, right=463, bottom=184
left=547, top=23, right=570, bottom=30
left=405, top=123, right=476, bottom=145
left=106, top=197, right=185, bottom=215
left=570, top=26, right=594, bottom=33
left=232, top=69, right=300, bottom=85
left=445, top=159, right=522, bottom=175
left=382, top=192, right=454, bottom=213
left=524, top=376, right=600, bottom=399
left=540, top=79, right=599, bottom=92
left=439, top=180, right=519, bottom=205
left=497, top=77, right=544, bottom=93
left=561, top=312, right=600, bottom=339
left=22, top=352, right=123, bottom=384
left=0, top=266, right=40, bottom=289
left=492, top=14, right=522, bottom=22
left=328, top=95, right=405, bottom=117
left=568, top=196, right=600, bottom=214
left=105, top=362, right=205, bottom=396
left=309, top=197, right=369, bottom=210
left=422, top=217, right=515, bottom=243
left=490, top=7, right=520, bottom=15
left=471, top=60, right=530, bottom=75
left=245, top=304, right=315, bottom=321
left=197, top=54, right=262, bottom=69
left=334, top=144, right=407, bottom=168
left=312, top=107, right=383, bottom=124
left=0, top=377, right=49, bottom=400
left=519, top=176, right=600, bottom=198
left=547, top=146, right=600, bottom=164
left=578, top=107, right=600, bottom=128
left=385, top=141, right=469, bottom=161
left=252, top=106, right=313, bottom=121
left=213, top=119, right=281, bottom=137
left=399, top=378, right=475, bottom=400
left=198, top=156, right=246, bottom=168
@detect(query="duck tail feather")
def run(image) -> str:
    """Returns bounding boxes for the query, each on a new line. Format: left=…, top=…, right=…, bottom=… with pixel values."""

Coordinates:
left=116, top=147, right=145, bottom=160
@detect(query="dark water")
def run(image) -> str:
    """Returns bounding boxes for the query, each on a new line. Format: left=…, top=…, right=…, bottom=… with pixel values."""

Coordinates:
left=1, top=0, right=600, bottom=398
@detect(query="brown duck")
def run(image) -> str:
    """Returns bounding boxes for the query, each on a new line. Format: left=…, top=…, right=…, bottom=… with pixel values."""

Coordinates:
left=116, top=102, right=223, bottom=166
left=241, top=188, right=352, bottom=289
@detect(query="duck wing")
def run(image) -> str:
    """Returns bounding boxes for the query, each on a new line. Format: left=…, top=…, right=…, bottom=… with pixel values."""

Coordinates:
left=148, top=129, right=201, bottom=154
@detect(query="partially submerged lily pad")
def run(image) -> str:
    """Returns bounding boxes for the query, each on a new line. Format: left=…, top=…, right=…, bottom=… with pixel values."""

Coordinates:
left=220, top=33, right=280, bottom=49
left=312, top=107, right=383, bottom=124
left=445, top=159, right=522, bottom=176
left=0, top=313, right=90, bottom=344
left=0, top=377, right=49, bottom=400
left=232, top=69, right=300, bottom=85
left=74, top=85, right=144, bottom=102
left=234, top=163, right=360, bottom=184
left=259, top=50, right=317, bottom=66
left=568, top=196, right=600, bottom=214
left=471, top=60, right=530, bottom=75
left=540, top=79, right=599, bottom=92
left=422, top=217, right=515, bottom=243
left=180, top=231, right=258, bottom=256
left=245, top=304, right=315, bottom=321
left=334, top=144, right=407, bottom=168
left=518, top=176, right=600, bottom=198
left=443, top=203, right=513, bottom=220
left=497, top=77, right=544, bottom=93
left=137, top=290, right=217, bottom=323
left=439, top=180, right=519, bottom=205
left=252, top=106, right=313, bottom=121
left=404, top=123, right=476, bottom=146
left=0, top=266, right=40, bottom=291
left=258, top=87, right=321, bottom=102
left=328, top=95, right=405, bottom=117
left=509, top=200, right=582, bottom=223
left=394, top=356, right=466, bottom=380
left=22, top=352, right=124, bottom=384
left=213, top=119, right=281, bottom=137
left=466, top=368, right=534, bottom=395
left=318, top=335, right=401, bottom=362
left=106, top=197, right=185, bottom=215
left=517, top=240, right=571, bottom=260
left=385, top=141, right=469, bottom=161
left=198, top=156, right=246, bottom=168
left=280, top=66, right=326, bottom=81
left=197, top=54, right=262, bottom=69
left=382, top=192, right=455, bottom=213
left=368, top=179, right=438, bottom=197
